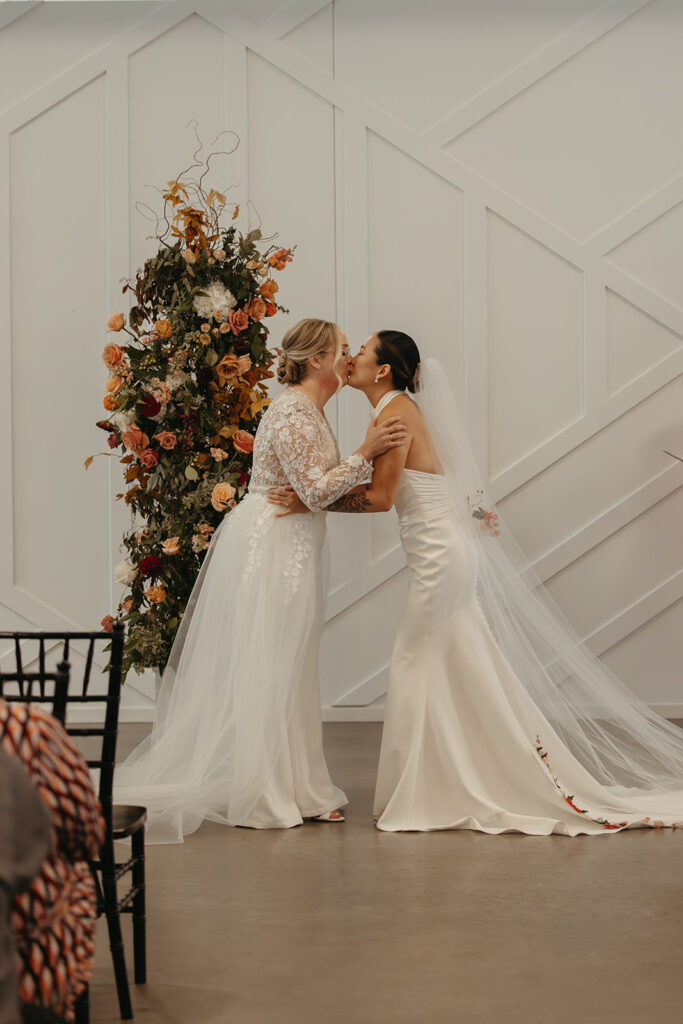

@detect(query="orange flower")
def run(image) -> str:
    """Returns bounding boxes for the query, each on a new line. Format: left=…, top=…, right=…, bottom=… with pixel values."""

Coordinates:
left=145, top=584, right=167, bottom=604
left=248, top=297, right=266, bottom=321
left=155, top=431, right=177, bottom=450
left=161, top=537, right=181, bottom=556
left=228, top=307, right=249, bottom=335
left=236, top=355, right=252, bottom=375
left=154, top=319, right=173, bottom=339
left=122, top=424, right=150, bottom=454
left=100, top=615, right=115, bottom=631
left=260, top=278, right=278, bottom=302
left=103, top=395, right=119, bottom=411
left=120, top=599, right=134, bottom=613
left=264, top=301, right=277, bottom=317
left=107, top=313, right=125, bottom=332
left=216, top=354, right=241, bottom=383
left=232, top=429, right=254, bottom=454
left=102, top=343, right=124, bottom=370
left=105, top=376, right=123, bottom=396
left=211, top=482, right=236, bottom=512
left=267, top=247, right=293, bottom=271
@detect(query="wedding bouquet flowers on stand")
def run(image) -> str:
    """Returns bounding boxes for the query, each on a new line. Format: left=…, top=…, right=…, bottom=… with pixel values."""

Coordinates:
left=89, top=157, right=294, bottom=682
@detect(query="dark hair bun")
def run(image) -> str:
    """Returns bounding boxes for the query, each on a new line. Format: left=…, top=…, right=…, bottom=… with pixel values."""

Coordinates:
left=375, top=330, right=421, bottom=393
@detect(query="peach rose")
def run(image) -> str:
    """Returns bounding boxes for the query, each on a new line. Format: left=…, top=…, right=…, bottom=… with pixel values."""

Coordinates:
left=154, top=319, right=173, bottom=339
left=232, top=429, right=254, bottom=454
left=107, top=312, right=125, bottom=332
left=139, top=447, right=159, bottom=469
left=210, top=447, right=228, bottom=462
left=248, top=297, right=266, bottom=322
left=211, top=482, right=236, bottom=511
left=228, top=307, right=249, bottom=335
left=102, top=343, right=124, bottom=369
left=105, top=375, right=123, bottom=396
left=103, top=395, right=118, bottom=411
left=216, top=354, right=240, bottom=383
left=191, top=534, right=209, bottom=553
left=100, top=614, right=115, bottom=632
left=198, top=521, right=215, bottom=536
left=200, top=323, right=211, bottom=334
left=236, top=355, right=252, bottom=375
left=155, top=431, right=177, bottom=450
left=219, top=322, right=231, bottom=334
left=161, top=537, right=181, bottom=555
left=182, top=249, right=198, bottom=264
left=213, top=248, right=226, bottom=262
left=122, top=424, right=150, bottom=454
left=259, top=279, right=278, bottom=302
left=145, top=584, right=166, bottom=604
left=212, top=309, right=224, bottom=322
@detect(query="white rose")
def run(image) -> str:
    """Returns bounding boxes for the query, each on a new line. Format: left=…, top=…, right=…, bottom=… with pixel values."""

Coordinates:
left=109, top=408, right=136, bottom=433
left=114, top=559, right=137, bottom=585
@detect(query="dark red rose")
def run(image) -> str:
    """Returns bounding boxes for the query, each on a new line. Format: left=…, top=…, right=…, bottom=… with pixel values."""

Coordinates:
left=234, top=339, right=249, bottom=355
left=236, top=470, right=247, bottom=487
left=139, top=555, right=162, bottom=578
left=139, top=395, right=161, bottom=419
left=96, top=419, right=113, bottom=432
left=196, top=368, right=212, bottom=387
left=107, top=433, right=120, bottom=449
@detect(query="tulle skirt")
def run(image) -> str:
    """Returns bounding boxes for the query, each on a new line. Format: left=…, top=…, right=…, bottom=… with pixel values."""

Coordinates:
left=115, top=492, right=347, bottom=842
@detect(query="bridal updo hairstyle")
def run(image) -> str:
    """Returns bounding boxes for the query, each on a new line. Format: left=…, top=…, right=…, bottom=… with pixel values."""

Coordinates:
left=375, top=330, right=421, bottom=393
left=277, top=318, right=341, bottom=386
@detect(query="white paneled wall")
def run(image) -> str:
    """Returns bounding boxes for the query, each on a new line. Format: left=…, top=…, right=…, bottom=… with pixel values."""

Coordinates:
left=1, top=0, right=682, bottom=721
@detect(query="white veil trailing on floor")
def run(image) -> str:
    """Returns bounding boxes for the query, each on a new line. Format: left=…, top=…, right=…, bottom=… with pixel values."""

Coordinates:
left=413, top=357, right=683, bottom=798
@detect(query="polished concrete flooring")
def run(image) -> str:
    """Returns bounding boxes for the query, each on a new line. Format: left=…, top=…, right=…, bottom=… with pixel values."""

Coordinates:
left=91, top=722, right=683, bottom=1024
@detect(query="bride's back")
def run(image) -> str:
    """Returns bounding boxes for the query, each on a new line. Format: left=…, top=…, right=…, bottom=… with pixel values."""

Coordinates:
left=380, top=393, right=442, bottom=476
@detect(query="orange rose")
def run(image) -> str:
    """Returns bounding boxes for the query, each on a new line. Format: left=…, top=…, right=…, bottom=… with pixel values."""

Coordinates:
left=216, top=354, right=240, bottom=383
left=103, top=395, right=118, bottom=411
left=122, top=424, right=150, bottom=454
left=264, top=301, right=277, bottom=317
left=102, top=343, right=124, bottom=369
left=107, top=313, right=125, bottom=332
left=260, top=279, right=278, bottom=302
left=155, top=431, right=177, bottom=450
left=248, top=297, right=266, bottom=321
left=154, top=319, right=173, bottom=339
left=228, top=307, right=250, bottom=335
left=145, top=584, right=167, bottom=604
left=232, top=429, right=254, bottom=454
left=161, top=537, right=180, bottom=555
left=105, top=376, right=123, bottom=396
left=100, top=615, right=115, bottom=631
left=211, top=482, right=236, bottom=512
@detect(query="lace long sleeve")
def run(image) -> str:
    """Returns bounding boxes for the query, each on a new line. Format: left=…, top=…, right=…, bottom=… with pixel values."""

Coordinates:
left=270, top=396, right=372, bottom=509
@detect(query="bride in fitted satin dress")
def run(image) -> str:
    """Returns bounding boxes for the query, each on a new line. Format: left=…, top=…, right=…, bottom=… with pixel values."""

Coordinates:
left=271, top=329, right=683, bottom=836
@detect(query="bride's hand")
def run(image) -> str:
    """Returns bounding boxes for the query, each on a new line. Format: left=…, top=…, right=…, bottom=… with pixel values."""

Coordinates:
left=267, top=485, right=310, bottom=517
left=359, top=415, right=408, bottom=461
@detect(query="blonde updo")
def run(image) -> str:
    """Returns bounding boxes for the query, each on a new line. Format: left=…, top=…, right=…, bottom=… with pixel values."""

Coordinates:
left=276, top=318, right=341, bottom=386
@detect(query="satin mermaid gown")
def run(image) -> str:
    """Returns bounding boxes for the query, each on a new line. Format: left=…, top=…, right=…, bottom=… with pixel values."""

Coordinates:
left=373, top=447, right=683, bottom=836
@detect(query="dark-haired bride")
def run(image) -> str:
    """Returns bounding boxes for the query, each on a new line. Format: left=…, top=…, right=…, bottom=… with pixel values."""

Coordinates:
left=269, top=330, right=683, bottom=835
left=116, top=319, right=406, bottom=839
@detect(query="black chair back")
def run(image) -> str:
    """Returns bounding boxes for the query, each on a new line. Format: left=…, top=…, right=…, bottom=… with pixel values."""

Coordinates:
left=0, top=623, right=125, bottom=826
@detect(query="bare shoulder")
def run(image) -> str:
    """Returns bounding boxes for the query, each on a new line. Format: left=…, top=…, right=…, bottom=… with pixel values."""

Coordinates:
left=376, top=392, right=420, bottom=424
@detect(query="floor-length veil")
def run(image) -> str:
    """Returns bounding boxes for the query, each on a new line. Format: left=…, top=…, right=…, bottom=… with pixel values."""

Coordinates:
left=414, top=358, right=683, bottom=801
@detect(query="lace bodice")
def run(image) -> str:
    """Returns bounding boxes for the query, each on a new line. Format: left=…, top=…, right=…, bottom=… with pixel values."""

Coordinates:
left=249, top=388, right=373, bottom=509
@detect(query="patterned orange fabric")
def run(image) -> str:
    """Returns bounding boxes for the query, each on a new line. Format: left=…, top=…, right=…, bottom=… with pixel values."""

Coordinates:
left=0, top=701, right=104, bottom=1023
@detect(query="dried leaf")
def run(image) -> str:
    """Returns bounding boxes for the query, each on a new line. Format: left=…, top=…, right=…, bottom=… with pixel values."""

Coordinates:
left=84, top=456, right=94, bottom=470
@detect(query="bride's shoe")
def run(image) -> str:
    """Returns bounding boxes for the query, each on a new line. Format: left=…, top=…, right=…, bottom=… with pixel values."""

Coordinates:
left=310, top=809, right=345, bottom=822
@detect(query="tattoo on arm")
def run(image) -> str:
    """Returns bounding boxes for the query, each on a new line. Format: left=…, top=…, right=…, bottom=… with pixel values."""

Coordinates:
left=327, top=487, right=373, bottom=513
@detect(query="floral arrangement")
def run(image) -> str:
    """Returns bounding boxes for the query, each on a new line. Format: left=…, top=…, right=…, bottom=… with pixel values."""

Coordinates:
left=468, top=490, right=500, bottom=536
left=89, top=157, right=294, bottom=681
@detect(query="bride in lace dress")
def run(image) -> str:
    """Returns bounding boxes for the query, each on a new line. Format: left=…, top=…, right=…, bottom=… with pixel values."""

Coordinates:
left=115, top=319, right=406, bottom=841
left=269, top=330, right=683, bottom=836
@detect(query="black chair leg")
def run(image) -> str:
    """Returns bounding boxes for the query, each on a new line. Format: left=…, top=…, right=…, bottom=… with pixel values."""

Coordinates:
left=101, top=854, right=133, bottom=1020
left=74, top=984, right=90, bottom=1024
left=131, top=828, right=146, bottom=985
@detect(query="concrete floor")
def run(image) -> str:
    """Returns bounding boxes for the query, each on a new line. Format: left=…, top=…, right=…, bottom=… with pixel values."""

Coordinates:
left=90, top=722, right=683, bottom=1024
